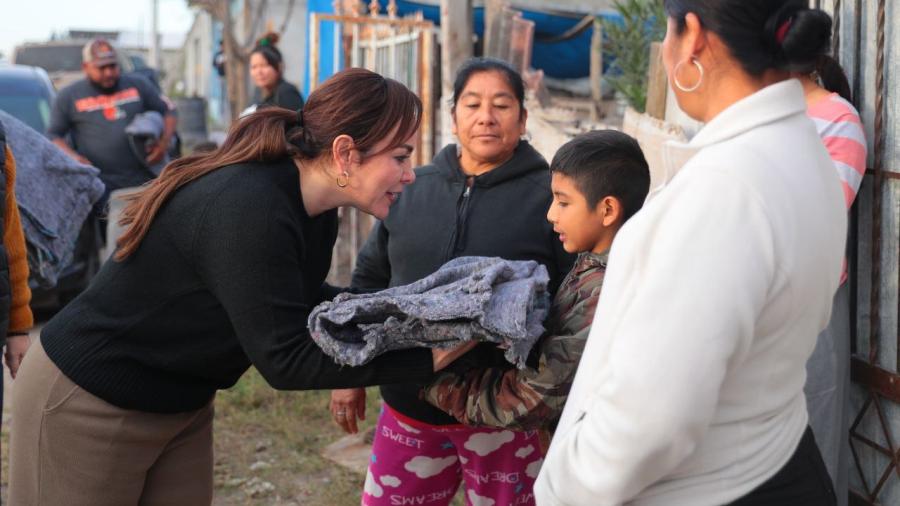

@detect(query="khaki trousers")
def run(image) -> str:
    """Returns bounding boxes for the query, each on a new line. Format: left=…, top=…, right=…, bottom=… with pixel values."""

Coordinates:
left=9, top=341, right=214, bottom=506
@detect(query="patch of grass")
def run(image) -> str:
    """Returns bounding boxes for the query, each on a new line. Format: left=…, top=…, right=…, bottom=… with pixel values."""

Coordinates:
left=212, top=368, right=381, bottom=505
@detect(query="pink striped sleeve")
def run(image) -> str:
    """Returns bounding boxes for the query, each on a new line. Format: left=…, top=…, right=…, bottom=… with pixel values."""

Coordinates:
left=808, top=94, right=867, bottom=285
left=808, top=95, right=868, bottom=209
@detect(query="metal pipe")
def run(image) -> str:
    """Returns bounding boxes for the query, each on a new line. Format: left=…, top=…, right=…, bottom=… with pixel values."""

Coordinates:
left=867, top=0, right=886, bottom=365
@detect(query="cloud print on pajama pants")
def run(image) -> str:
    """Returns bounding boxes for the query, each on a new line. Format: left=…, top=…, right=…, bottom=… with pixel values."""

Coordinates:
left=362, top=405, right=542, bottom=506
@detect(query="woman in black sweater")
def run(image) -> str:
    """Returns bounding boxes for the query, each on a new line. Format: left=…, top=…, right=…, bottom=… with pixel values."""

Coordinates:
left=250, top=32, right=304, bottom=111
left=8, top=68, right=463, bottom=505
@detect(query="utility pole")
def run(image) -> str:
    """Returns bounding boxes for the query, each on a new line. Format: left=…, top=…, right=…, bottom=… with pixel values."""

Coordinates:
left=150, top=0, right=161, bottom=69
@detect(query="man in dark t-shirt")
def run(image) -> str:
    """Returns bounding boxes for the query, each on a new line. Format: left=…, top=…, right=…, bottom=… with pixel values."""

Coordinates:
left=48, top=38, right=176, bottom=194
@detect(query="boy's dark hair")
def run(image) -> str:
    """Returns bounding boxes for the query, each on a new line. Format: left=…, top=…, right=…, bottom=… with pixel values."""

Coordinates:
left=550, top=130, right=650, bottom=223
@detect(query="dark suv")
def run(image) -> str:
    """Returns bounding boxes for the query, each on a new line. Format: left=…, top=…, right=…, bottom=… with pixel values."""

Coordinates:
left=0, top=63, right=101, bottom=309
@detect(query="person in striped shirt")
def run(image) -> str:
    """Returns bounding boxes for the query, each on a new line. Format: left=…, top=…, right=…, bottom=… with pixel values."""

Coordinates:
left=796, top=54, right=867, bottom=506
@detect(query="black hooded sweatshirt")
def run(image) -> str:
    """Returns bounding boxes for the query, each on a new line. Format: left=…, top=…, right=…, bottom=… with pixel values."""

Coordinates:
left=353, top=141, right=575, bottom=425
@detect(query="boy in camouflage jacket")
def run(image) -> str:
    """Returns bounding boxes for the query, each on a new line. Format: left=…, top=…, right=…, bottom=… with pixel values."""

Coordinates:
left=423, top=130, right=650, bottom=431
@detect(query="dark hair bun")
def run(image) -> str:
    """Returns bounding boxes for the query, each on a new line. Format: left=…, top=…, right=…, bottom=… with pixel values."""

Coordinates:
left=256, top=31, right=281, bottom=48
left=770, top=8, right=832, bottom=71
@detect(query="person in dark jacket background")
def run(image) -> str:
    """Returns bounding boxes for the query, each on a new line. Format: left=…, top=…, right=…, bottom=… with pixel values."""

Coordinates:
left=250, top=32, right=304, bottom=112
left=331, top=58, right=574, bottom=506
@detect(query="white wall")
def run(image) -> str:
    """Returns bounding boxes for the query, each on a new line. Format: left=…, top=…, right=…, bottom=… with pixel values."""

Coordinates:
left=181, top=11, right=213, bottom=98
left=263, top=0, right=309, bottom=93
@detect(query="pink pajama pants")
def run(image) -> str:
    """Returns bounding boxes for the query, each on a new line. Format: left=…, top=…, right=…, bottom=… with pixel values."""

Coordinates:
left=362, top=404, right=541, bottom=506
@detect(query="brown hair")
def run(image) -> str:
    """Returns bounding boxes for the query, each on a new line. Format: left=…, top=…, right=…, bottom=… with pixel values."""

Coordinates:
left=114, top=67, right=422, bottom=260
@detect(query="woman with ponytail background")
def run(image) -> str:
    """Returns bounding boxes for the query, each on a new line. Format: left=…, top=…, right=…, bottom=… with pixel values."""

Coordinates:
left=250, top=31, right=304, bottom=111
left=535, top=1, right=845, bottom=504
left=797, top=54, right=866, bottom=506
left=7, top=68, right=469, bottom=506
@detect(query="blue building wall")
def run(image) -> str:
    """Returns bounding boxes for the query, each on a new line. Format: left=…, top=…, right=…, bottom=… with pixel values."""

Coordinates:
left=302, top=0, right=343, bottom=98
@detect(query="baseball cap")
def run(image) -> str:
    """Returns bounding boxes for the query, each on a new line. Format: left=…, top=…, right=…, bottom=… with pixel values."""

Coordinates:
left=82, top=38, right=118, bottom=66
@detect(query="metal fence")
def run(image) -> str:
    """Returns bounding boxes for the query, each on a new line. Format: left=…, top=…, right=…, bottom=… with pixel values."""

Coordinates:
left=814, top=0, right=900, bottom=503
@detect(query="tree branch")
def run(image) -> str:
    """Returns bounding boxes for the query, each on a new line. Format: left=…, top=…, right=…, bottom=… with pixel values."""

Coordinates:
left=187, top=0, right=226, bottom=21
left=239, top=0, right=269, bottom=53
left=277, top=0, right=298, bottom=36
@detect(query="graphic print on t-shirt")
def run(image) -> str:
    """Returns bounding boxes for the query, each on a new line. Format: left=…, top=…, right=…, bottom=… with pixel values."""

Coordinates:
left=74, top=87, right=141, bottom=121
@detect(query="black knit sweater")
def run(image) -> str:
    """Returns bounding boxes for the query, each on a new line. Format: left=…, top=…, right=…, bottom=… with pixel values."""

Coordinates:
left=41, top=158, right=434, bottom=413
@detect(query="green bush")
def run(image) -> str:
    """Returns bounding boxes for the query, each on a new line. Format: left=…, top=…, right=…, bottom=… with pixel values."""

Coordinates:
left=603, top=0, right=667, bottom=112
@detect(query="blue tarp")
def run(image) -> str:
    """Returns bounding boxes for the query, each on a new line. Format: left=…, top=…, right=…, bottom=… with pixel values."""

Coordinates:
left=303, top=1, right=620, bottom=84
left=393, top=0, right=621, bottom=79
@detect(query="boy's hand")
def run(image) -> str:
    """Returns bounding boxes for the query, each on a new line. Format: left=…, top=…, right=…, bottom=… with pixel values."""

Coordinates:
left=432, top=341, right=479, bottom=371
left=4, top=334, right=31, bottom=379
left=330, top=388, right=366, bottom=434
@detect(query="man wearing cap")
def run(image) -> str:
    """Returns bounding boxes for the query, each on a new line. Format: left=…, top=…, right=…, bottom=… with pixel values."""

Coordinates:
left=48, top=38, right=176, bottom=198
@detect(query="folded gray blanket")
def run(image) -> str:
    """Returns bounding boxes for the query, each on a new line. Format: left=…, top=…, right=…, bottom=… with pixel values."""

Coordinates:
left=309, top=257, right=550, bottom=369
left=0, top=111, right=105, bottom=287
left=125, top=111, right=169, bottom=176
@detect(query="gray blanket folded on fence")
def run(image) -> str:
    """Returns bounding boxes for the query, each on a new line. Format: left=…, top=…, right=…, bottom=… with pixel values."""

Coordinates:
left=309, top=257, right=551, bottom=369
left=0, top=111, right=105, bottom=287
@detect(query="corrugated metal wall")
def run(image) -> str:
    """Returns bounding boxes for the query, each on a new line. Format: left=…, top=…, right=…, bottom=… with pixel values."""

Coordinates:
left=816, top=0, right=900, bottom=503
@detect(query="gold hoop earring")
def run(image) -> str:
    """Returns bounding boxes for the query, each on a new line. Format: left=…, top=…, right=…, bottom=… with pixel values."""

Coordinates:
left=673, top=58, right=704, bottom=93
left=336, top=172, right=349, bottom=188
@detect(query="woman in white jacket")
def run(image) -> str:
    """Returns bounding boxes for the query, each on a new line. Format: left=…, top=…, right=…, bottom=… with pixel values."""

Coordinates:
left=535, top=1, right=845, bottom=505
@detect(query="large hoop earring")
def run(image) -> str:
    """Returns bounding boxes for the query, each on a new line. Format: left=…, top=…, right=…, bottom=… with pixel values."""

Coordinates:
left=336, top=171, right=349, bottom=188
left=673, top=58, right=704, bottom=93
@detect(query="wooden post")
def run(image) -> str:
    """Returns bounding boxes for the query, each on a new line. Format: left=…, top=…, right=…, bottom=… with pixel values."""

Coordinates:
left=508, top=15, right=534, bottom=74
left=484, top=0, right=506, bottom=58
left=645, top=42, right=668, bottom=120
left=440, top=0, right=473, bottom=149
left=310, top=13, right=320, bottom=91
left=495, top=7, right=516, bottom=61
left=420, top=27, right=434, bottom=164
left=590, top=17, right=603, bottom=121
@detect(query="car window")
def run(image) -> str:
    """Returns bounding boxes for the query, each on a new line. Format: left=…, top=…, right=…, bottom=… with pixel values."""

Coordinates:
left=13, top=45, right=83, bottom=73
left=0, top=96, right=52, bottom=133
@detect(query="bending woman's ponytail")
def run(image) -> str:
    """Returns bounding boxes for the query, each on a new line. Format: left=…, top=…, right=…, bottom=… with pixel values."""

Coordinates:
left=114, top=68, right=422, bottom=261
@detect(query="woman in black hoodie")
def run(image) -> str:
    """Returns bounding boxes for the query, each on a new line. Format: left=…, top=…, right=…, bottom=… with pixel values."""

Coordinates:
left=331, top=58, right=574, bottom=506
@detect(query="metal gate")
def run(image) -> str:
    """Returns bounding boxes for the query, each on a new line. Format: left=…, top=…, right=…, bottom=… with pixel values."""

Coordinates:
left=816, top=0, right=900, bottom=503
left=309, top=0, right=436, bottom=166
left=308, top=1, right=438, bottom=284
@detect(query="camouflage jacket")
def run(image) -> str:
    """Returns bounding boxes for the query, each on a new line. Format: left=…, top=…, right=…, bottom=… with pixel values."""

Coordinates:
left=423, top=250, right=608, bottom=430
